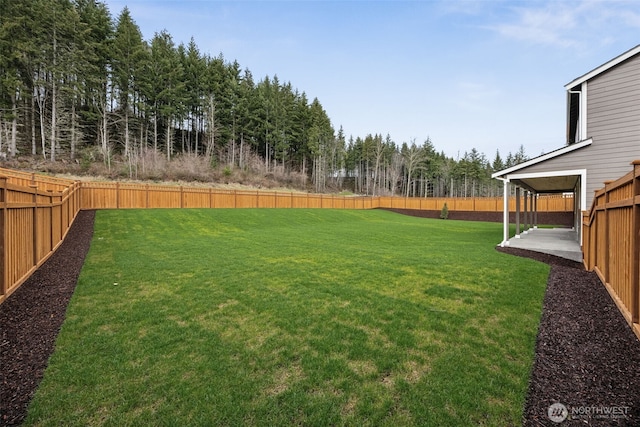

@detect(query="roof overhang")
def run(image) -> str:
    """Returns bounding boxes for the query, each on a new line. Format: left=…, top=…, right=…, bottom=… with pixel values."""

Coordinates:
left=491, top=138, right=592, bottom=180
left=565, top=44, right=640, bottom=89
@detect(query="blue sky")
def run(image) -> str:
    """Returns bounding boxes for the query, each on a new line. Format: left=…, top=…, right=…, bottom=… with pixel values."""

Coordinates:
left=101, top=0, right=640, bottom=160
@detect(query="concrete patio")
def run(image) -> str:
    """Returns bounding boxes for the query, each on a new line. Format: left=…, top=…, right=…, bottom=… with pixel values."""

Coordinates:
left=503, top=227, right=583, bottom=263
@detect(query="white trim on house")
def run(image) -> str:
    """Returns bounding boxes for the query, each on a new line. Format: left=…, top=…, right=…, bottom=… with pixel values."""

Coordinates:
left=564, top=44, right=640, bottom=89
left=496, top=169, right=587, bottom=247
left=580, top=82, right=588, bottom=141
left=491, top=138, right=592, bottom=179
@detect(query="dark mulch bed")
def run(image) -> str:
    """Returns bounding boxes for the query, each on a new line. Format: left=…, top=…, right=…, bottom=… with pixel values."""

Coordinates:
left=497, top=247, right=640, bottom=426
left=0, top=210, right=95, bottom=426
left=1, top=209, right=640, bottom=426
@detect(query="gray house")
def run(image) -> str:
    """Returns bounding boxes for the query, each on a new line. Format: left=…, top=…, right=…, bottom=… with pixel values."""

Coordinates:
left=492, top=44, right=640, bottom=248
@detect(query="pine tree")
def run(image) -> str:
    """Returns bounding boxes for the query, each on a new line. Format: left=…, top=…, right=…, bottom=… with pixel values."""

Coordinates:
left=112, top=7, right=146, bottom=156
left=147, top=30, right=185, bottom=160
left=181, top=38, right=205, bottom=155
left=492, top=149, right=504, bottom=171
left=0, top=0, right=32, bottom=158
left=74, top=0, right=113, bottom=159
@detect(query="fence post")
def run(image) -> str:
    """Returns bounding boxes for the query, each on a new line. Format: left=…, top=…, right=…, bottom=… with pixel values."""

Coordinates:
left=592, top=193, right=600, bottom=271
left=0, top=176, right=6, bottom=299
left=603, top=180, right=613, bottom=284
left=29, top=184, right=38, bottom=267
left=115, top=182, right=120, bottom=209
left=77, top=181, right=82, bottom=214
left=631, top=160, right=640, bottom=323
left=47, top=190, right=54, bottom=251
left=68, top=184, right=74, bottom=227
left=58, top=192, right=64, bottom=239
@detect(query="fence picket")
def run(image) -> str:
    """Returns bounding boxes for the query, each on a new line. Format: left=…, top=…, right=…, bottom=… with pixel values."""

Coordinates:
left=583, top=160, right=640, bottom=340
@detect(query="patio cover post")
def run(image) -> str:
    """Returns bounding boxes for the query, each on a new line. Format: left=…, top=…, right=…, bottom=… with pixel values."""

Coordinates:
left=530, top=192, right=535, bottom=230
left=534, top=193, right=538, bottom=229
left=527, top=191, right=532, bottom=230
left=515, top=186, right=521, bottom=238
left=501, top=178, right=509, bottom=247
left=574, top=181, right=581, bottom=231
left=523, top=190, right=529, bottom=234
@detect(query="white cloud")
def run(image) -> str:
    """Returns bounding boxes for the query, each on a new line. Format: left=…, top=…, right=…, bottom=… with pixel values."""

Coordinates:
left=491, top=3, right=579, bottom=47
left=488, top=0, right=640, bottom=49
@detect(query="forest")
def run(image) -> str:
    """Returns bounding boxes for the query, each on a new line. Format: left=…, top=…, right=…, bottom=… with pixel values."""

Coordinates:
left=1, top=0, right=530, bottom=196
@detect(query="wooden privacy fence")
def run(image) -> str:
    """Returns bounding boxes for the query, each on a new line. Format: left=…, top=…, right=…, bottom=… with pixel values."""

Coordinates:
left=80, top=181, right=573, bottom=212
left=80, top=182, right=377, bottom=210
left=0, top=173, right=82, bottom=304
left=376, top=194, right=573, bottom=212
left=583, top=160, right=640, bottom=340
left=0, top=166, right=573, bottom=305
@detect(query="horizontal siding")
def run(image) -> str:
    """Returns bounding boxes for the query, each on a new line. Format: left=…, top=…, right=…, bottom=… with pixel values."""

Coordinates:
left=588, top=125, right=640, bottom=140
left=589, top=87, right=640, bottom=104
left=589, top=58, right=640, bottom=88
left=587, top=53, right=640, bottom=142
left=585, top=52, right=640, bottom=207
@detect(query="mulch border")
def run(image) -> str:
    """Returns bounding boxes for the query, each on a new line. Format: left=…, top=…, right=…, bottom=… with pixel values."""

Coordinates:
left=0, top=210, right=95, bottom=426
left=497, top=246, right=640, bottom=426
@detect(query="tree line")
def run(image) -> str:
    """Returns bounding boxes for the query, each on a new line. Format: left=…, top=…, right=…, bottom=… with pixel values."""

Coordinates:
left=1, top=0, right=528, bottom=196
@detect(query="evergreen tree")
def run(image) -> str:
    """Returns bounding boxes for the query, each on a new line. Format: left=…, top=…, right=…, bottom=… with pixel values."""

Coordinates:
left=0, top=0, right=33, bottom=157
left=492, top=149, right=504, bottom=172
left=181, top=38, right=205, bottom=154
left=74, top=0, right=113, bottom=158
left=111, top=7, right=146, bottom=156
left=148, top=30, right=185, bottom=160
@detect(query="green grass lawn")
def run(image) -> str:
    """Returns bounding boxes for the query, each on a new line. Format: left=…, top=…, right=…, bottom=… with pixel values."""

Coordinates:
left=25, top=209, right=549, bottom=426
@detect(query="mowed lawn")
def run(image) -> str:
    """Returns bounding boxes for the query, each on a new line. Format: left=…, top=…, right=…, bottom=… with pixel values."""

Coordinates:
left=25, top=209, right=549, bottom=426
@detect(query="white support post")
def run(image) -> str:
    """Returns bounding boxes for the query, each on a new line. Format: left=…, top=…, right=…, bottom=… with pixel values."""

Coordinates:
left=515, top=186, right=521, bottom=238
left=523, top=190, right=529, bottom=234
left=574, top=182, right=580, bottom=231
left=501, top=178, right=509, bottom=247
left=529, top=192, right=535, bottom=231
left=533, top=193, right=538, bottom=229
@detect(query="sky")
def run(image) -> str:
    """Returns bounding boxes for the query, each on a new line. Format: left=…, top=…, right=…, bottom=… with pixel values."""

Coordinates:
left=100, top=0, right=640, bottom=160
